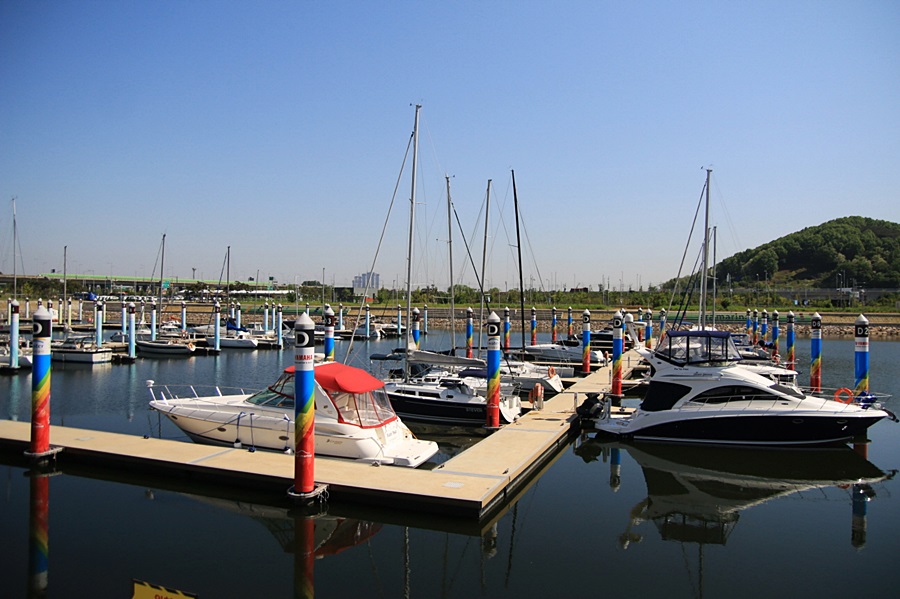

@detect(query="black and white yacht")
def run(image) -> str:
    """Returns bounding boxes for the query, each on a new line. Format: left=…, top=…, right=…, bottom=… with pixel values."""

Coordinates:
left=582, top=329, right=892, bottom=446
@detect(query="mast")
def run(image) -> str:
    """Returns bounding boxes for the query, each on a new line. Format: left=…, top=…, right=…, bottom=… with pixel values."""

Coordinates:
left=446, top=175, right=456, bottom=355
left=226, top=245, right=231, bottom=300
left=712, top=225, right=718, bottom=329
left=63, top=245, right=68, bottom=329
left=11, top=197, right=17, bottom=297
left=404, top=104, right=421, bottom=378
left=699, top=168, right=711, bottom=330
left=477, top=179, right=491, bottom=357
left=158, top=233, right=166, bottom=309
left=512, top=170, right=527, bottom=351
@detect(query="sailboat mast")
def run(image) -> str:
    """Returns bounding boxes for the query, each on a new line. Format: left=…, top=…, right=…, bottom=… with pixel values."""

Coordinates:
left=226, top=245, right=231, bottom=300
left=699, top=168, right=711, bottom=330
left=404, top=104, right=421, bottom=358
left=446, top=175, right=456, bottom=355
left=512, top=170, right=527, bottom=351
left=63, top=245, right=68, bottom=329
left=159, top=233, right=166, bottom=309
left=712, top=225, right=718, bottom=328
left=11, top=197, right=17, bottom=298
left=477, top=179, right=491, bottom=357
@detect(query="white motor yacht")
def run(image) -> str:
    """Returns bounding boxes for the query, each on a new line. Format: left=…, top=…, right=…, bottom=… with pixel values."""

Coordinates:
left=583, top=329, right=892, bottom=446
left=148, top=361, right=439, bottom=468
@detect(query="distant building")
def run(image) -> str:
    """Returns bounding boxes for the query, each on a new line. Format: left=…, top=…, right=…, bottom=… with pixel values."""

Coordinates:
left=353, top=272, right=380, bottom=290
left=352, top=272, right=380, bottom=299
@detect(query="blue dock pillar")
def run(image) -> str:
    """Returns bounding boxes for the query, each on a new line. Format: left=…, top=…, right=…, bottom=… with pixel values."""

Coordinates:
left=551, top=307, right=558, bottom=343
left=292, top=313, right=317, bottom=496
left=276, top=304, right=284, bottom=349
left=637, top=308, right=644, bottom=343
left=95, top=301, right=104, bottom=347
left=396, top=304, right=402, bottom=337
left=567, top=306, right=573, bottom=339
left=365, top=304, right=371, bottom=338
left=180, top=301, right=187, bottom=333
left=745, top=308, right=752, bottom=338
left=150, top=300, right=157, bottom=341
left=412, top=307, right=421, bottom=349
left=213, top=301, right=222, bottom=351
left=771, top=310, right=780, bottom=359
left=9, top=300, right=20, bottom=369
left=645, top=309, right=653, bottom=349
left=752, top=309, right=759, bottom=345
left=855, top=314, right=870, bottom=396
left=324, top=305, right=335, bottom=362
left=582, top=309, right=592, bottom=375
left=761, top=309, right=768, bottom=343
left=127, top=303, right=136, bottom=359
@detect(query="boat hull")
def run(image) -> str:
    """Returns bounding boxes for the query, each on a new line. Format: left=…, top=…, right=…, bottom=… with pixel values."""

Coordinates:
left=50, top=349, right=113, bottom=363
left=596, top=411, right=887, bottom=446
left=386, top=391, right=519, bottom=426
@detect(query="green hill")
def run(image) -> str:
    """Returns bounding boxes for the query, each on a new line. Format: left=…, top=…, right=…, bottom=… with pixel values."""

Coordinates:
left=717, top=216, right=900, bottom=288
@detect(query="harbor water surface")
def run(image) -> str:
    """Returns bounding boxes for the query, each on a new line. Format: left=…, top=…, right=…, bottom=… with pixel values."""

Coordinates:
left=2, top=332, right=899, bottom=598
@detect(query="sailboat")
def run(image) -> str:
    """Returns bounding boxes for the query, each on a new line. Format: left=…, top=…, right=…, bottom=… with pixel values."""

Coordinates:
left=379, top=107, right=523, bottom=426
left=583, top=170, right=894, bottom=445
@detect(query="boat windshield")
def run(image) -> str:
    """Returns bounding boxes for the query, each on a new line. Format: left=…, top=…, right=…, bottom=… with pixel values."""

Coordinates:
left=655, top=331, right=742, bottom=366
left=329, top=387, right=398, bottom=428
left=246, top=372, right=295, bottom=408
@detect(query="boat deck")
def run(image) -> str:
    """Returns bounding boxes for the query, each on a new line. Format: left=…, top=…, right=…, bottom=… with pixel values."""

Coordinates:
left=0, top=350, right=640, bottom=520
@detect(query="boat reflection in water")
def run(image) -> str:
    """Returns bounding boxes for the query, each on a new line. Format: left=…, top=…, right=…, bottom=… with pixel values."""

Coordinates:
left=576, top=440, right=896, bottom=550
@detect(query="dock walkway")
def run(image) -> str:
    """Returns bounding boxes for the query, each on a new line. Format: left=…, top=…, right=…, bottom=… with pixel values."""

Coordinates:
left=0, top=350, right=642, bottom=519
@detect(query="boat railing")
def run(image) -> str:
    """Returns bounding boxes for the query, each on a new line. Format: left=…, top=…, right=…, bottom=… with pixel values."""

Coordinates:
left=146, top=381, right=257, bottom=404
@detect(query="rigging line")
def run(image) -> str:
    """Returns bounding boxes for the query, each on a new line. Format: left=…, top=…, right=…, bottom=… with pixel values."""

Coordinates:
left=666, top=178, right=707, bottom=317
left=711, top=172, right=743, bottom=256
left=517, top=207, right=547, bottom=293
left=344, top=130, right=415, bottom=363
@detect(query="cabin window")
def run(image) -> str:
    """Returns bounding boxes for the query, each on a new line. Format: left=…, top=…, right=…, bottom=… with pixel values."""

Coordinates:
left=330, top=388, right=397, bottom=428
left=641, top=381, right=692, bottom=411
left=690, top=385, right=778, bottom=404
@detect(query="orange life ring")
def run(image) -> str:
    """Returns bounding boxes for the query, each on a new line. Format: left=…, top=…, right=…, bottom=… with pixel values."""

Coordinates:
left=187, top=342, right=195, bottom=350
left=834, top=387, right=853, bottom=404
left=547, top=366, right=557, bottom=378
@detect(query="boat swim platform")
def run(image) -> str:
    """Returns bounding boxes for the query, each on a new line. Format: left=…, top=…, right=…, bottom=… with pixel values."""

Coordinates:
left=0, top=350, right=641, bottom=521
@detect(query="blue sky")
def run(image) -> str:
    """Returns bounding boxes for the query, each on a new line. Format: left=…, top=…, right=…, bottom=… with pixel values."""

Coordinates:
left=1, top=1, right=898, bottom=294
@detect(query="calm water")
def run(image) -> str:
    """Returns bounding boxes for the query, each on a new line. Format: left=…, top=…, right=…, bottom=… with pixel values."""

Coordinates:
left=1, top=332, right=899, bottom=598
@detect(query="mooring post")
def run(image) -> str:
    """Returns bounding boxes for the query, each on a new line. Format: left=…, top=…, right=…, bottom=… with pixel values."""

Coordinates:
left=95, top=301, right=104, bottom=347
left=786, top=311, right=795, bottom=370
left=213, top=301, right=221, bottom=351
left=530, top=307, right=537, bottom=346
left=854, top=314, right=869, bottom=396
left=611, top=310, right=624, bottom=399
left=582, top=309, right=592, bottom=375
left=292, top=313, right=317, bottom=496
left=9, top=300, right=20, bottom=369
left=485, top=311, right=501, bottom=430
left=645, top=308, right=653, bottom=349
left=127, top=303, right=136, bottom=359
left=466, top=307, right=474, bottom=359
left=503, top=307, right=511, bottom=351
left=324, top=305, right=335, bottom=362
left=181, top=301, right=187, bottom=333
left=551, top=307, right=557, bottom=343
left=772, top=310, right=780, bottom=359
left=150, top=300, right=157, bottom=342
left=567, top=306, right=574, bottom=339
left=27, top=307, right=52, bottom=459
left=752, top=309, right=759, bottom=345
left=810, top=312, right=822, bottom=392
left=276, top=304, right=283, bottom=349
left=364, top=304, right=371, bottom=338
left=412, top=307, right=420, bottom=349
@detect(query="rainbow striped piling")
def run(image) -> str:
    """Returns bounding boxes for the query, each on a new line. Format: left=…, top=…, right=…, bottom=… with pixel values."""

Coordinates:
left=752, top=309, right=759, bottom=345
left=486, top=312, right=501, bottom=429
left=611, top=310, right=623, bottom=398
left=28, top=470, right=50, bottom=596
left=503, top=307, right=511, bottom=351
left=29, top=307, right=52, bottom=457
left=786, top=311, right=795, bottom=370
left=551, top=307, right=558, bottom=343
left=466, top=308, right=474, bottom=359
left=645, top=309, right=653, bottom=349
left=412, top=307, right=421, bottom=349
left=854, top=314, right=869, bottom=396
left=761, top=309, right=768, bottom=343
left=293, top=313, right=317, bottom=495
left=531, top=307, right=537, bottom=346
left=324, top=305, right=335, bottom=362
left=582, top=309, right=591, bottom=375
left=567, top=307, right=573, bottom=339
left=810, top=312, right=822, bottom=392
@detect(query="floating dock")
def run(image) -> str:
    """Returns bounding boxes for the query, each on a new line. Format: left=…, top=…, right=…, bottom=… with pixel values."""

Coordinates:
left=0, top=351, right=640, bottom=520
